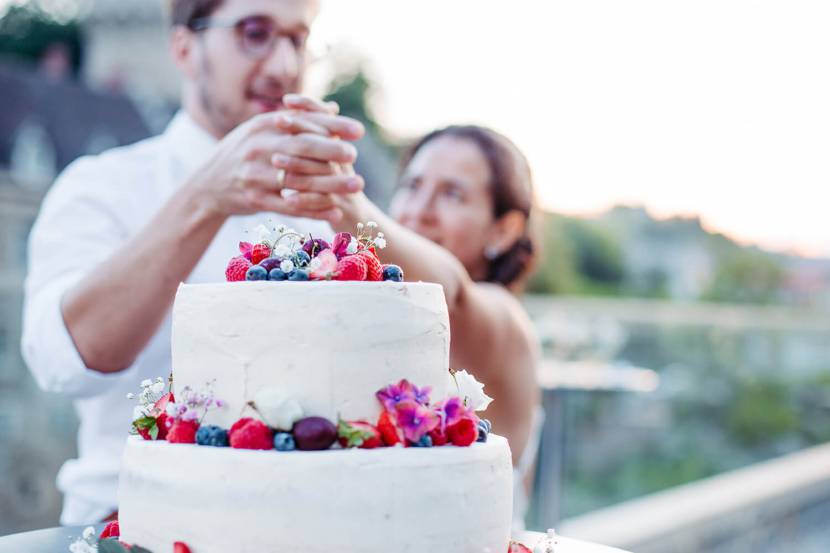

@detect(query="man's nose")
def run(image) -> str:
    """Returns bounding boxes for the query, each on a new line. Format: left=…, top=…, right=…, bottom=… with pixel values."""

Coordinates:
left=261, top=37, right=300, bottom=80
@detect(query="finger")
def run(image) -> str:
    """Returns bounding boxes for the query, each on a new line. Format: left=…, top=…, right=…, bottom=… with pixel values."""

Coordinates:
left=272, top=154, right=336, bottom=176
left=283, top=94, right=338, bottom=114
left=279, top=133, right=358, bottom=164
left=294, top=112, right=364, bottom=140
left=283, top=173, right=364, bottom=194
left=273, top=112, right=329, bottom=136
left=285, top=192, right=338, bottom=211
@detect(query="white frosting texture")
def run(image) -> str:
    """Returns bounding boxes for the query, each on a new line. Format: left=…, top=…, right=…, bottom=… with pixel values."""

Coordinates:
left=119, top=436, right=514, bottom=553
left=171, top=281, right=452, bottom=427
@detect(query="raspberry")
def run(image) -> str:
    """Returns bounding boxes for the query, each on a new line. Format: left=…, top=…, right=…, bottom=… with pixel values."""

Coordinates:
left=428, top=426, right=449, bottom=446
left=226, top=255, right=252, bottom=282
left=251, top=243, right=272, bottom=265
left=174, top=543, right=193, bottom=553
left=155, top=413, right=170, bottom=441
left=99, top=520, right=120, bottom=539
left=167, top=419, right=199, bottom=444
left=358, top=250, right=383, bottom=281
left=377, top=410, right=404, bottom=446
left=509, top=542, right=533, bottom=553
left=335, top=255, right=368, bottom=281
left=446, top=417, right=478, bottom=447
left=229, top=417, right=274, bottom=450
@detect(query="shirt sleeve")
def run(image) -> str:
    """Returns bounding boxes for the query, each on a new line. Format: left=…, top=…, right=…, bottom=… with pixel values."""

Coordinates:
left=21, top=155, right=134, bottom=398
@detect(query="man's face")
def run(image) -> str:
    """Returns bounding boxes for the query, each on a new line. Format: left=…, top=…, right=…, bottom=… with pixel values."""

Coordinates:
left=187, top=0, right=319, bottom=136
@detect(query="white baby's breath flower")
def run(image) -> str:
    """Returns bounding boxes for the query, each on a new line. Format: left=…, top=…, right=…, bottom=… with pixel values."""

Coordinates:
left=374, top=237, right=387, bottom=249
left=156, top=376, right=165, bottom=383
left=253, top=223, right=273, bottom=243
left=280, top=259, right=295, bottom=273
left=357, top=222, right=364, bottom=230
left=346, top=238, right=359, bottom=255
left=452, top=369, right=493, bottom=412
left=367, top=221, right=378, bottom=229
left=69, top=538, right=97, bottom=553
left=140, top=379, right=152, bottom=388
left=376, top=232, right=384, bottom=238
left=151, top=381, right=166, bottom=395
left=82, top=527, right=95, bottom=540
left=273, top=244, right=292, bottom=258
left=126, top=393, right=135, bottom=400
left=276, top=224, right=288, bottom=234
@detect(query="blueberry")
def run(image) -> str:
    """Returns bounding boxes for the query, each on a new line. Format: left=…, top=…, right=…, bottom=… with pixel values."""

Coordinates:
left=382, top=265, right=404, bottom=282
left=293, top=251, right=311, bottom=268
left=196, top=425, right=229, bottom=447
left=274, top=432, right=296, bottom=451
left=268, top=268, right=288, bottom=281
left=479, top=419, right=492, bottom=434
left=412, top=435, right=433, bottom=447
left=246, top=265, right=268, bottom=281
left=259, top=257, right=283, bottom=273
left=476, top=427, right=488, bottom=443
left=288, top=269, right=310, bottom=281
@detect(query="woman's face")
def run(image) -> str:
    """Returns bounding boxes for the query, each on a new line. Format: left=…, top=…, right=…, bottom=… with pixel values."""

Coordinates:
left=390, top=136, right=495, bottom=279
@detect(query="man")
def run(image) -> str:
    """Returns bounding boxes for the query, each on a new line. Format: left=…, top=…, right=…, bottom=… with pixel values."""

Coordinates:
left=21, top=0, right=362, bottom=525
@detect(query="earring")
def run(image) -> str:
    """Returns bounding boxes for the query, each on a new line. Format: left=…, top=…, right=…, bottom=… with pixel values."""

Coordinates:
left=484, top=246, right=500, bottom=260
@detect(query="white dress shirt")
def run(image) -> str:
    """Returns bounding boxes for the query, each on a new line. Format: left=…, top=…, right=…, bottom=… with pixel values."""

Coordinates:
left=21, top=111, right=332, bottom=525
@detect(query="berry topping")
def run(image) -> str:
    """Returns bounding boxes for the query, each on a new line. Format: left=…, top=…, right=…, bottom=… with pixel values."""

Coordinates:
left=335, top=255, right=368, bottom=281
left=250, top=243, right=272, bottom=265
left=225, top=256, right=252, bottom=282
left=446, top=417, right=478, bottom=447
left=174, top=542, right=193, bottom=553
left=166, top=419, right=199, bottom=444
left=302, top=238, right=330, bottom=258
left=292, top=417, right=337, bottom=451
left=293, top=250, right=311, bottom=267
left=99, top=520, right=120, bottom=539
left=411, top=434, right=433, bottom=447
left=428, top=427, right=449, bottom=446
left=239, top=241, right=254, bottom=261
left=358, top=250, right=383, bottom=281
left=508, top=542, right=533, bottom=553
left=288, top=269, right=310, bottom=281
left=273, top=432, right=296, bottom=451
left=245, top=265, right=268, bottom=281
left=381, top=264, right=404, bottom=282
left=337, top=420, right=383, bottom=449
left=195, top=425, right=229, bottom=447
left=258, top=257, right=283, bottom=273
left=377, top=410, right=405, bottom=447
left=229, top=418, right=274, bottom=450
left=268, top=268, right=289, bottom=281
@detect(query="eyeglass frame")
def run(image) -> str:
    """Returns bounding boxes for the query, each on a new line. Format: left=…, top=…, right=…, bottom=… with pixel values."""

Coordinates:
left=187, top=14, right=309, bottom=60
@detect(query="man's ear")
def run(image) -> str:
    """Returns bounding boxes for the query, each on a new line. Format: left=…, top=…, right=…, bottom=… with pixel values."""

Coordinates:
left=487, top=210, right=526, bottom=257
left=169, top=26, right=199, bottom=79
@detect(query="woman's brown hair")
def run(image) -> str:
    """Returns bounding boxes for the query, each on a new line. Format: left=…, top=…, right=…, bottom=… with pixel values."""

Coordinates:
left=169, top=0, right=225, bottom=28
left=399, top=126, right=539, bottom=290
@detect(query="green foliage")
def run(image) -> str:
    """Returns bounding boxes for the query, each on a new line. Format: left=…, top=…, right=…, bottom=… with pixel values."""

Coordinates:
left=702, top=250, right=786, bottom=304
left=0, top=4, right=83, bottom=75
left=727, top=378, right=799, bottom=446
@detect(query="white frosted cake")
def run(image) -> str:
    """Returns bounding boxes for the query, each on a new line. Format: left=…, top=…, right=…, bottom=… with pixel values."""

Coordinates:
left=117, top=280, right=514, bottom=553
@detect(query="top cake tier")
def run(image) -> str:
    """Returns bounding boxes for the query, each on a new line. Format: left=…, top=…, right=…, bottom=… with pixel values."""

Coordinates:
left=172, top=281, right=451, bottom=427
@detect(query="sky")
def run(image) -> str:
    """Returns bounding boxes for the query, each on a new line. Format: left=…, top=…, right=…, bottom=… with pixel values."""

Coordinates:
left=308, top=0, right=830, bottom=257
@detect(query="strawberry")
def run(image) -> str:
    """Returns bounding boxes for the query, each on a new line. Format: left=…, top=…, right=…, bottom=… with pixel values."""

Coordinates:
left=338, top=420, right=383, bottom=449
left=309, top=249, right=338, bottom=280
left=251, top=243, right=272, bottom=265
left=428, top=426, right=449, bottom=446
left=174, top=543, right=193, bottom=553
left=358, top=250, right=383, bottom=281
left=166, top=419, right=199, bottom=444
left=155, top=413, right=170, bottom=441
left=99, top=520, right=120, bottom=539
left=229, top=417, right=274, bottom=450
left=225, top=255, right=252, bottom=282
left=508, top=542, right=533, bottom=553
left=335, top=255, right=368, bottom=281
left=377, top=410, right=404, bottom=446
left=446, top=417, right=478, bottom=447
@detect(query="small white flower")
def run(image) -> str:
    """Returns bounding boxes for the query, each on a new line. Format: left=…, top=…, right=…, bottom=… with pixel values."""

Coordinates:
left=140, top=379, right=152, bottom=388
left=280, top=259, right=295, bottom=273
left=357, top=222, right=364, bottom=230
left=374, top=237, right=387, bottom=249
left=151, top=381, right=166, bottom=395
left=452, top=369, right=493, bottom=412
left=273, top=244, right=292, bottom=258
left=156, top=376, right=165, bottom=383
left=69, top=538, right=97, bottom=553
left=253, top=223, right=273, bottom=243
left=346, top=238, right=359, bottom=255
left=367, top=221, right=378, bottom=229
left=166, top=403, right=178, bottom=417
left=126, top=393, right=135, bottom=400
left=253, top=388, right=304, bottom=430
left=376, top=232, right=384, bottom=238
left=82, top=527, right=95, bottom=540
left=276, top=224, right=288, bottom=234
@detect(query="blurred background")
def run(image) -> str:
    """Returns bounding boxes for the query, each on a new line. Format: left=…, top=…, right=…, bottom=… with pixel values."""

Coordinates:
left=0, top=0, right=829, bottom=551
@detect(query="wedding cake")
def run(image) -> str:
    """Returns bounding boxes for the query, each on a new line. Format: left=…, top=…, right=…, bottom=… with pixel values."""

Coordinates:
left=114, top=224, right=514, bottom=553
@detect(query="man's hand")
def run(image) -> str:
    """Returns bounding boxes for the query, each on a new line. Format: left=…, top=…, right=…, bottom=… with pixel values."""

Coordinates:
left=184, top=104, right=365, bottom=223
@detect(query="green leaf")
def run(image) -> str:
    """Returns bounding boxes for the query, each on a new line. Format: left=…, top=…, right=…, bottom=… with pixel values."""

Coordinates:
left=130, top=546, right=154, bottom=553
left=149, top=423, right=159, bottom=440
left=98, top=539, right=130, bottom=553
left=133, top=416, right=157, bottom=430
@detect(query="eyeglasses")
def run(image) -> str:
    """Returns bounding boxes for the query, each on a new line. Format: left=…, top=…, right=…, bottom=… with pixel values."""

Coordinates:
left=189, top=15, right=308, bottom=60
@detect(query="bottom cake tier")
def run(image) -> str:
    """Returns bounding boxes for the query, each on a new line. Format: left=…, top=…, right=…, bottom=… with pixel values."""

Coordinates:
left=118, top=435, right=514, bottom=553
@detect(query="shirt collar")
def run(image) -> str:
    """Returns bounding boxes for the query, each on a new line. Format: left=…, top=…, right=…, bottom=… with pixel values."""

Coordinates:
left=164, top=110, right=219, bottom=178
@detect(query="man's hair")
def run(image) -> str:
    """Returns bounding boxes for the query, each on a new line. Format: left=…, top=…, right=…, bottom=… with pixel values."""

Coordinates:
left=169, top=0, right=225, bottom=28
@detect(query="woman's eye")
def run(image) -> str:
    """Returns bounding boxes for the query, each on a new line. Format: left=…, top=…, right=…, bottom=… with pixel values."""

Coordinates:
left=444, top=187, right=464, bottom=201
